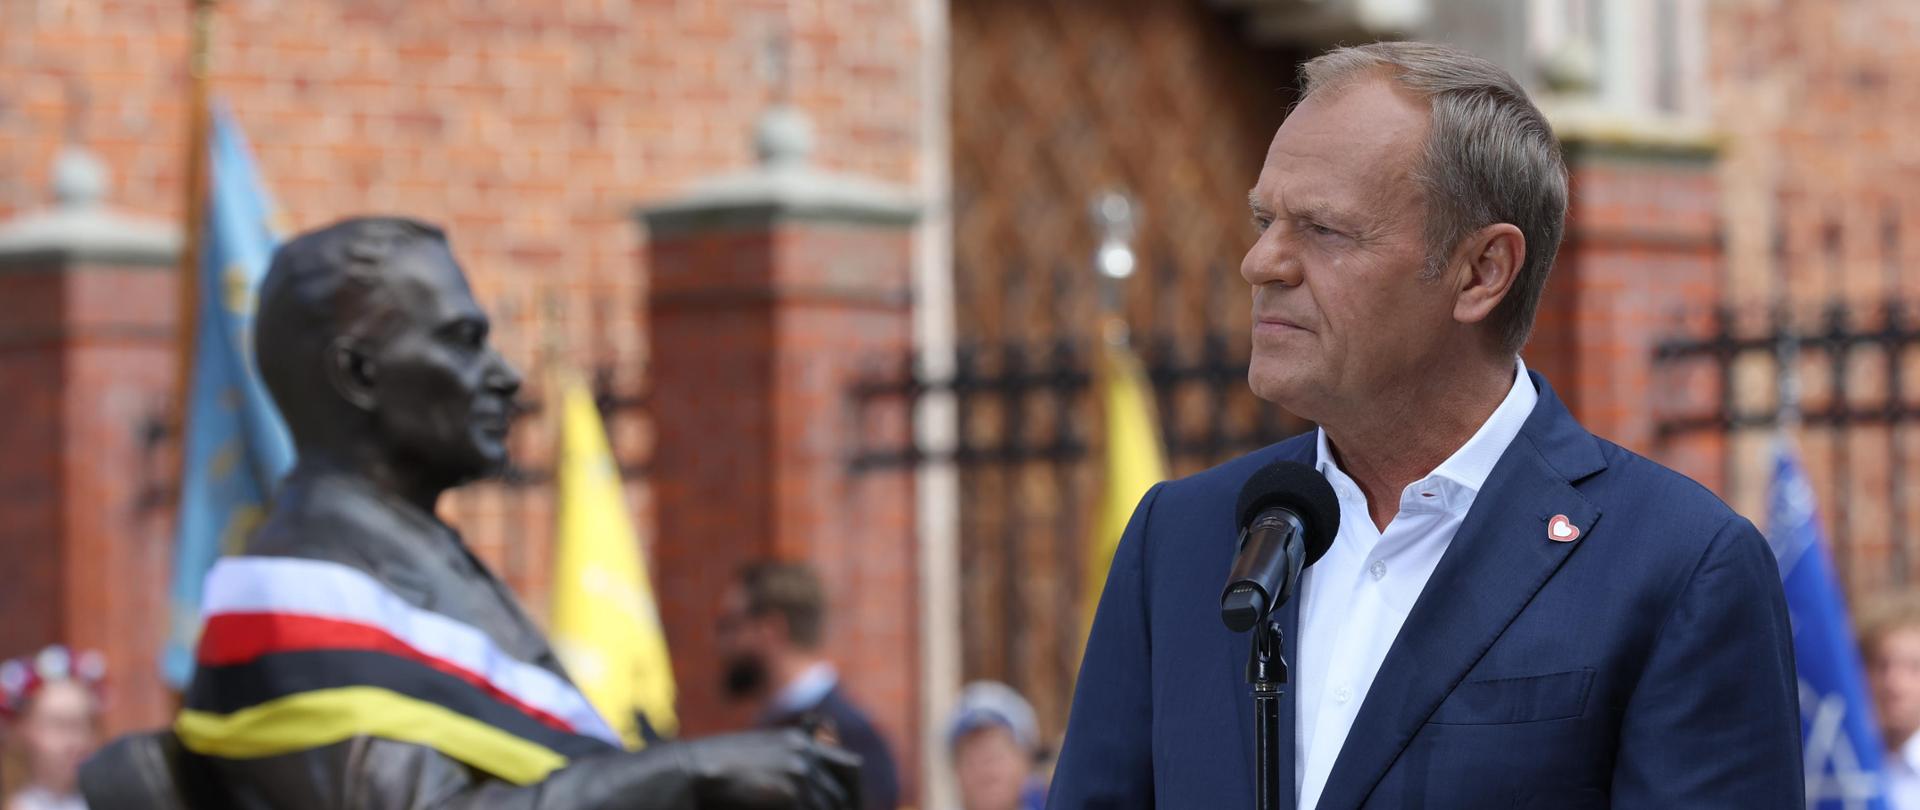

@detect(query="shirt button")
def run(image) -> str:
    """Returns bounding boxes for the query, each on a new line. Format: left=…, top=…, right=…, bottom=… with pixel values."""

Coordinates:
left=1369, top=560, right=1387, bottom=580
left=1334, top=686, right=1353, bottom=704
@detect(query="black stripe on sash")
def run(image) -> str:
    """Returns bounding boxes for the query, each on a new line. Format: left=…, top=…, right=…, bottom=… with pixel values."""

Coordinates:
left=187, top=649, right=617, bottom=760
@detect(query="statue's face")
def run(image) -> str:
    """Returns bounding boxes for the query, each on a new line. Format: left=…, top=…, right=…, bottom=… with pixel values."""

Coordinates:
left=362, top=243, right=522, bottom=484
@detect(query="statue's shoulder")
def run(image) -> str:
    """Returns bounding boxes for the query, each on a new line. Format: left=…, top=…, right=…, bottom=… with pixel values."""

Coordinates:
left=243, top=475, right=438, bottom=605
left=244, top=490, right=380, bottom=571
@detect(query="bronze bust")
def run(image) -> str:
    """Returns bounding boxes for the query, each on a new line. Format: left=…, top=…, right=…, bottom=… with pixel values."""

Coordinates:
left=82, top=217, right=857, bottom=810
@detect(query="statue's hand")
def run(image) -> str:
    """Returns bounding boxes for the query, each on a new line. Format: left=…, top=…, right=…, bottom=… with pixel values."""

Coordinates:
left=672, top=729, right=862, bottom=810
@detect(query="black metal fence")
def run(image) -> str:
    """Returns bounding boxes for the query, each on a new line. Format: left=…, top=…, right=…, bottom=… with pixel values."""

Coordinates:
left=846, top=330, right=1309, bottom=737
left=848, top=332, right=1309, bottom=473
left=1652, top=299, right=1920, bottom=589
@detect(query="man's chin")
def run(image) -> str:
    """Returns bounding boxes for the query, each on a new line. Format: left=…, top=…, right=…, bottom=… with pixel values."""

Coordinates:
left=441, top=447, right=510, bottom=485
left=1247, top=365, right=1308, bottom=408
left=474, top=449, right=511, bottom=479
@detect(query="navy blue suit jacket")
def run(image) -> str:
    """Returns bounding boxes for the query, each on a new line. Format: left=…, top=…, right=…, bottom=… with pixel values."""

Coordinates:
left=1050, top=373, right=1802, bottom=809
left=767, top=685, right=902, bottom=810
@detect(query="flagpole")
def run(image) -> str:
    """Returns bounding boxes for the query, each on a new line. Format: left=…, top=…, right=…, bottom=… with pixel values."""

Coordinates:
left=174, top=0, right=215, bottom=444
left=1776, top=302, right=1802, bottom=435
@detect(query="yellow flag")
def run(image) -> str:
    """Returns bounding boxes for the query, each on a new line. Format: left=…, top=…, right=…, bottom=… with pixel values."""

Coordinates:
left=1083, top=327, right=1169, bottom=632
left=550, top=375, right=678, bottom=747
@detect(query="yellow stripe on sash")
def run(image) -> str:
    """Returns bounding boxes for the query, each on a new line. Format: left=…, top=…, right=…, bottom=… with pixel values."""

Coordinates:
left=174, top=686, right=568, bottom=785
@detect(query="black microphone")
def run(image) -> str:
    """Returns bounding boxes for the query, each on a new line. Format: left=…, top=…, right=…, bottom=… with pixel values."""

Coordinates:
left=1220, top=461, right=1340, bottom=633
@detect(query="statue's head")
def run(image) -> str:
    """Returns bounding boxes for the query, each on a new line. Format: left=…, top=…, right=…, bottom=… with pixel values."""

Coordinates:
left=255, top=217, right=522, bottom=490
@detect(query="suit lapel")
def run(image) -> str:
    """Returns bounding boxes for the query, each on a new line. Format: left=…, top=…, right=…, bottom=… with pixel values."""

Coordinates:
left=1312, top=376, right=1606, bottom=810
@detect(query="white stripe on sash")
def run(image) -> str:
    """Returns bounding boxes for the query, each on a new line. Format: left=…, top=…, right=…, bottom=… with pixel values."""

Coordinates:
left=201, top=555, right=621, bottom=745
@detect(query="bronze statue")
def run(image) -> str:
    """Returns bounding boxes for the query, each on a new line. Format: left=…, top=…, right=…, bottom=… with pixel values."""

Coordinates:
left=82, top=217, right=859, bottom=810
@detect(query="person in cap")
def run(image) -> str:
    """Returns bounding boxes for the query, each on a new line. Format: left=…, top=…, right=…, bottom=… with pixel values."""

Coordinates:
left=947, top=682, right=1045, bottom=810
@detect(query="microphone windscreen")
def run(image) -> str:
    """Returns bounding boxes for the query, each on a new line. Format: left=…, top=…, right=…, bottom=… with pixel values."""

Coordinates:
left=1236, top=460, right=1340, bottom=567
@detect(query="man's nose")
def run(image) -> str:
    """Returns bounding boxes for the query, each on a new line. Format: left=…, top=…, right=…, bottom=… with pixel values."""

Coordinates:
left=1240, top=226, right=1304, bottom=289
left=484, top=351, right=523, bottom=396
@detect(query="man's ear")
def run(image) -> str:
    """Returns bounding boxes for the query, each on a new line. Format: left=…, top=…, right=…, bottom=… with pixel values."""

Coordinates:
left=1451, top=222, right=1526, bottom=326
left=325, top=337, right=379, bottom=412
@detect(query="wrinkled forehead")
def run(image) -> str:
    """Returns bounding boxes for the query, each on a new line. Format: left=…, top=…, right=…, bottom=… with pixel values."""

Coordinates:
left=1261, top=76, right=1430, bottom=203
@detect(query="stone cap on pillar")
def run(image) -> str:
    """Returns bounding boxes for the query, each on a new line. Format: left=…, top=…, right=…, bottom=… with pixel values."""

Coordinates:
left=637, top=106, right=920, bottom=236
left=0, top=146, right=180, bottom=269
left=1538, top=98, right=1723, bottom=162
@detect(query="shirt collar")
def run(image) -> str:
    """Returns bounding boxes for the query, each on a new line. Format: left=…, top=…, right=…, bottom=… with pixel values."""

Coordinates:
left=1315, top=358, right=1538, bottom=505
left=771, top=661, right=839, bottom=716
left=1427, top=357, right=1538, bottom=494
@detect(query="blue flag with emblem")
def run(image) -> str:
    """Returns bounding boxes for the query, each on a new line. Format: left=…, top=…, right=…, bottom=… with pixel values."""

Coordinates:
left=1770, top=439, right=1890, bottom=809
left=162, top=108, right=296, bottom=689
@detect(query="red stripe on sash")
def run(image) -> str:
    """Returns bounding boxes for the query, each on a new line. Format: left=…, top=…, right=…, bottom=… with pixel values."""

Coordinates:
left=197, top=612, right=580, bottom=736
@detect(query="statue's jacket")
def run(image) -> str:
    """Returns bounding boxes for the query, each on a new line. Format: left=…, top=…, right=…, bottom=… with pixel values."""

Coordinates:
left=172, top=467, right=694, bottom=809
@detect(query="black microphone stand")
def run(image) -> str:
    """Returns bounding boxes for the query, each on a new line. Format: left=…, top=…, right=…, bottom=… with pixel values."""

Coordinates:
left=1247, top=617, right=1287, bottom=810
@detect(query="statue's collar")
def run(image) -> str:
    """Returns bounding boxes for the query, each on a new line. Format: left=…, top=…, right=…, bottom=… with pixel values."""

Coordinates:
left=277, top=465, right=470, bottom=573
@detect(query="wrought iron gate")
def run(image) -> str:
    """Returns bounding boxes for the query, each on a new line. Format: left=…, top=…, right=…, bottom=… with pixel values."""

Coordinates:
left=848, top=326, right=1310, bottom=743
left=1653, top=299, right=1920, bottom=592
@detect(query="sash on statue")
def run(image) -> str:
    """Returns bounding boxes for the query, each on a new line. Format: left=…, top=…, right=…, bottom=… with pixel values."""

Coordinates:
left=174, top=556, right=623, bottom=785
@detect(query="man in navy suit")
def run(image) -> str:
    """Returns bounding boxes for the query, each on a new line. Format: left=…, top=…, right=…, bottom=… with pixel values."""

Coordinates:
left=1050, top=42, right=1801, bottom=809
left=718, top=561, right=904, bottom=810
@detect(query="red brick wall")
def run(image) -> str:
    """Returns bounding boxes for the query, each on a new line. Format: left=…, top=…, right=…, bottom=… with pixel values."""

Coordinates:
left=0, top=269, right=73, bottom=660
left=0, top=260, right=179, bottom=734
left=0, top=0, right=930, bottom=731
left=1527, top=141, right=1725, bottom=491
left=1710, top=0, right=1920, bottom=306
left=60, top=264, right=181, bottom=734
left=648, top=217, right=921, bottom=791
left=1707, top=0, right=1920, bottom=591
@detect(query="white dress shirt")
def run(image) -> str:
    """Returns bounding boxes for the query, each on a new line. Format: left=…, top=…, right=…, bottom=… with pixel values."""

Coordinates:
left=1294, top=359, right=1538, bottom=810
left=770, top=661, right=839, bottom=716
left=1888, top=731, right=1920, bottom=809
left=4, top=787, right=86, bottom=810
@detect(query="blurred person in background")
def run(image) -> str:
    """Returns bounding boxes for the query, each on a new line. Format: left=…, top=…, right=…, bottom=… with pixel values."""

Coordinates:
left=718, top=561, right=901, bottom=810
left=947, top=682, right=1045, bottom=810
left=1862, top=593, right=1920, bottom=809
left=0, top=646, right=106, bottom=810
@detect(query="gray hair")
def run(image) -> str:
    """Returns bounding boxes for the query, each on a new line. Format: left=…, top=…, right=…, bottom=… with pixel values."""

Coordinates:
left=1301, top=42, right=1567, bottom=354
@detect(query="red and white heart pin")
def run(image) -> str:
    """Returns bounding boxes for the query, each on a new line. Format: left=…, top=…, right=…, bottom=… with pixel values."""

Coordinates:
left=1548, top=514, right=1581, bottom=543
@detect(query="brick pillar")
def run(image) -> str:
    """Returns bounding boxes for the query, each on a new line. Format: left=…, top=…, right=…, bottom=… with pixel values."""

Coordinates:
left=0, top=147, right=181, bottom=735
left=1524, top=125, right=1724, bottom=491
left=638, top=108, right=922, bottom=787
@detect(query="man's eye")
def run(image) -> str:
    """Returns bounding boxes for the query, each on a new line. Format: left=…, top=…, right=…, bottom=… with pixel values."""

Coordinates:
left=1252, top=216, right=1273, bottom=233
left=1307, top=222, right=1340, bottom=237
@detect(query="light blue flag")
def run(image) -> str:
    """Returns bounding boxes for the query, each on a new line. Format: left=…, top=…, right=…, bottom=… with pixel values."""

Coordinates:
left=1770, top=439, right=1890, bottom=809
left=162, top=108, right=296, bottom=688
